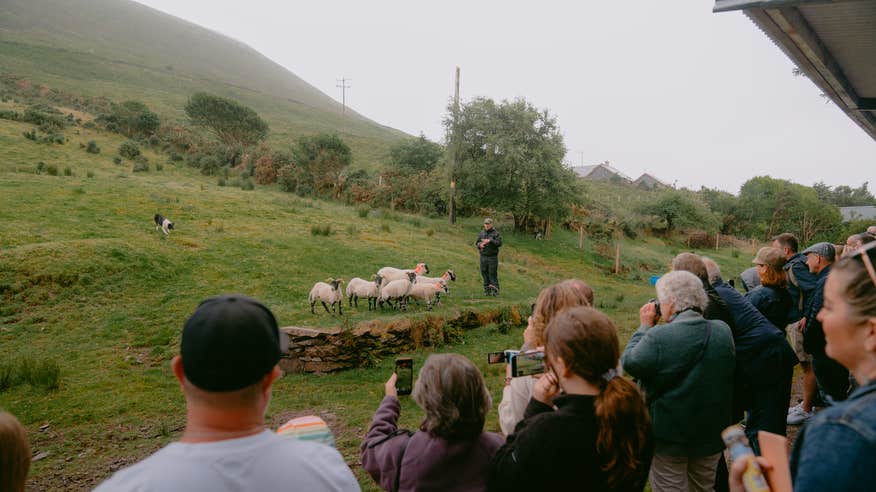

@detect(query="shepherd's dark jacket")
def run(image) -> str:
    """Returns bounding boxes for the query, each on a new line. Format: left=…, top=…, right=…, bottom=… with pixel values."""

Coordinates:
left=711, top=280, right=798, bottom=386
left=802, top=264, right=831, bottom=356
left=475, top=229, right=502, bottom=257
left=488, top=395, right=653, bottom=492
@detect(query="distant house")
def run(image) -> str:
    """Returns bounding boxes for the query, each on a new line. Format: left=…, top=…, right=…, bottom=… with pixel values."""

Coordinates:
left=840, top=206, right=876, bottom=222
left=570, top=161, right=632, bottom=183
left=634, top=173, right=669, bottom=190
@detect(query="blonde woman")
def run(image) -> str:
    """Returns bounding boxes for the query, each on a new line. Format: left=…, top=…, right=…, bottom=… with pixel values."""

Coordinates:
left=497, top=279, right=593, bottom=435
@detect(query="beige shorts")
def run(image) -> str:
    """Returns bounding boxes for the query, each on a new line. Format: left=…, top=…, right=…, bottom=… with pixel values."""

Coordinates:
left=788, top=321, right=812, bottom=363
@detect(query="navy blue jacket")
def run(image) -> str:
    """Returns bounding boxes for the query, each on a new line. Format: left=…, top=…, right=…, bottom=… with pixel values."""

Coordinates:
left=744, top=285, right=793, bottom=332
left=784, top=253, right=817, bottom=323
left=802, top=265, right=831, bottom=357
left=711, top=280, right=797, bottom=386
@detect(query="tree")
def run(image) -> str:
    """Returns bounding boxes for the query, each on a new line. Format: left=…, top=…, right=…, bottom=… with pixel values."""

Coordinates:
left=637, top=190, right=717, bottom=235
left=388, top=134, right=444, bottom=174
left=184, top=92, right=268, bottom=147
left=294, top=134, right=352, bottom=198
left=110, top=101, right=160, bottom=137
left=446, top=97, right=579, bottom=231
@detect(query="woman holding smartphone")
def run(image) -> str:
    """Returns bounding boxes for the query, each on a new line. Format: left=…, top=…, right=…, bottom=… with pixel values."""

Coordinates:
left=360, top=353, right=503, bottom=492
left=497, top=279, right=594, bottom=435
left=489, top=307, right=653, bottom=491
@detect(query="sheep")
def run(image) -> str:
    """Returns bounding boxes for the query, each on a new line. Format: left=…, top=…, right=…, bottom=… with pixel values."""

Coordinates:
left=409, top=281, right=448, bottom=311
left=309, top=278, right=344, bottom=315
left=347, top=274, right=383, bottom=311
left=377, top=262, right=429, bottom=283
left=416, top=269, right=456, bottom=304
left=378, top=271, right=417, bottom=311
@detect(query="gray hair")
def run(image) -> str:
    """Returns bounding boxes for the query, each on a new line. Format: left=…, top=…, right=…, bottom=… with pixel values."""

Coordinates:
left=701, top=257, right=723, bottom=285
left=656, top=270, right=708, bottom=313
left=412, top=353, right=491, bottom=439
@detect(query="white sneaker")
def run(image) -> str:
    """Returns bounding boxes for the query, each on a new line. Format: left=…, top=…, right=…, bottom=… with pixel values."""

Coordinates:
left=788, top=402, right=802, bottom=415
left=787, top=404, right=813, bottom=425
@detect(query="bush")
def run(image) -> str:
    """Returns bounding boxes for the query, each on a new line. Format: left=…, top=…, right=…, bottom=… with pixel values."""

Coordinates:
left=345, top=224, right=358, bottom=236
left=132, top=157, right=149, bottom=172
left=381, top=223, right=391, bottom=233
left=155, top=162, right=164, bottom=171
left=119, top=140, right=141, bottom=159
left=217, top=177, right=226, bottom=187
left=85, top=140, right=100, bottom=154
left=63, top=166, right=73, bottom=176
left=169, top=151, right=183, bottom=162
left=36, top=161, right=46, bottom=173
left=86, top=170, right=95, bottom=178
left=357, top=207, right=370, bottom=218
left=23, top=129, right=37, bottom=141
left=199, top=156, right=220, bottom=176
left=241, top=179, right=255, bottom=191
left=113, top=156, right=122, bottom=165
left=310, top=224, right=332, bottom=236
left=46, top=164, right=58, bottom=176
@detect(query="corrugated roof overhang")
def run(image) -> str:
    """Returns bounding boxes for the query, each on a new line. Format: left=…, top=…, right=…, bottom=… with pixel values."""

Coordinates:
left=714, top=0, right=876, bottom=141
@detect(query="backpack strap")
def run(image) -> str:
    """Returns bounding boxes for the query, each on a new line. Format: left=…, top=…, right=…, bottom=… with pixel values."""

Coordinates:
left=786, top=265, right=804, bottom=312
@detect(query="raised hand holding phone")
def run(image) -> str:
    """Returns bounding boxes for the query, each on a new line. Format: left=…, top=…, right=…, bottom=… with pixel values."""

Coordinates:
left=384, top=373, right=398, bottom=397
left=394, top=358, right=414, bottom=396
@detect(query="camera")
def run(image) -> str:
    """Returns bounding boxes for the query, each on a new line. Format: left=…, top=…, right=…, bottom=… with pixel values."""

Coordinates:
left=649, top=298, right=661, bottom=319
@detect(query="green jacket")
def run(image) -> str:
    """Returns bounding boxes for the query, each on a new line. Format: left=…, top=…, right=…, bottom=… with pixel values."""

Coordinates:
left=621, top=310, right=736, bottom=457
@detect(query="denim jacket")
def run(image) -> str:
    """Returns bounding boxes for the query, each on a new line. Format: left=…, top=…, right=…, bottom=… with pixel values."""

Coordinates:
left=789, top=378, right=876, bottom=492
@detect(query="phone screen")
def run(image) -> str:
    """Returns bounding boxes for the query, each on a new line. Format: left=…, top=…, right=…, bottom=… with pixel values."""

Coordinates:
left=487, top=352, right=505, bottom=364
left=511, top=351, right=545, bottom=378
left=395, top=358, right=413, bottom=395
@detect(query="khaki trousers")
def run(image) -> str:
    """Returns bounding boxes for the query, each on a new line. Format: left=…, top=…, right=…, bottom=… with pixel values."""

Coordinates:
left=649, top=452, right=721, bottom=492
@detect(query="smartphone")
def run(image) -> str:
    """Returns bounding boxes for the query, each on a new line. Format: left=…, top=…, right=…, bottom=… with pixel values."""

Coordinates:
left=649, top=298, right=662, bottom=318
left=394, top=358, right=413, bottom=395
left=487, top=350, right=519, bottom=364
left=511, top=351, right=545, bottom=378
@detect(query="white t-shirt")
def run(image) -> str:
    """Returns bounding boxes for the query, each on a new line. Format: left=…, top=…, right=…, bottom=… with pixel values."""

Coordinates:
left=93, top=430, right=360, bottom=492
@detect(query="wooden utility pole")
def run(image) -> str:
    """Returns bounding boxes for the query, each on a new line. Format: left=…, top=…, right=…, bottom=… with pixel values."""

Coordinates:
left=448, top=67, right=460, bottom=224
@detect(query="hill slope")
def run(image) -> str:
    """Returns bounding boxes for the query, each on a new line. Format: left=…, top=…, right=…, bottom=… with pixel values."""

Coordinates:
left=0, top=0, right=408, bottom=167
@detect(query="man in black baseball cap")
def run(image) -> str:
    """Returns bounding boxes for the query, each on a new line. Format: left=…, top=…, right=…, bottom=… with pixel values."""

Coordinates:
left=94, top=295, right=359, bottom=492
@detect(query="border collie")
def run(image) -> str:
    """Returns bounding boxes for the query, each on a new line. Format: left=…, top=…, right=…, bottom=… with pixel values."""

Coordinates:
left=154, top=214, right=174, bottom=235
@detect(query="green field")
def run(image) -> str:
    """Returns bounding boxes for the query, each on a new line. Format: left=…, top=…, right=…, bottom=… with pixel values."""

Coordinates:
left=0, top=110, right=760, bottom=490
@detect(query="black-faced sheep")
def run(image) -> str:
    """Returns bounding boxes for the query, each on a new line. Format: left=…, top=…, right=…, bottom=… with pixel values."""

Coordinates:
left=377, top=263, right=429, bottom=283
left=347, top=274, right=383, bottom=311
left=378, top=271, right=416, bottom=311
left=416, top=269, right=456, bottom=303
left=309, top=278, right=344, bottom=315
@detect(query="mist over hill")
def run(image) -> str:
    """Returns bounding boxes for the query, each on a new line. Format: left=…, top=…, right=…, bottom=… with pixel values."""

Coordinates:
left=0, top=0, right=408, bottom=166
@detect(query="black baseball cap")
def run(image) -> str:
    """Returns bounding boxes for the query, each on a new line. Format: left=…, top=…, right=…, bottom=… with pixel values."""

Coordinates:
left=181, top=295, right=288, bottom=392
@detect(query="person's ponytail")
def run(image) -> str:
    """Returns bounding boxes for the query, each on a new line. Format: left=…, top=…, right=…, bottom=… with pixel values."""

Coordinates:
left=595, top=376, right=651, bottom=489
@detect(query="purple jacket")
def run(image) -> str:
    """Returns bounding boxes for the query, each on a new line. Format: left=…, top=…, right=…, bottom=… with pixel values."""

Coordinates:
left=360, top=396, right=504, bottom=492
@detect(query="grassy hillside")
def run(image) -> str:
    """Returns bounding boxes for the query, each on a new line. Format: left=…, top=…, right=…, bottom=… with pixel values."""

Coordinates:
left=0, top=0, right=408, bottom=169
left=0, top=109, right=761, bottom=489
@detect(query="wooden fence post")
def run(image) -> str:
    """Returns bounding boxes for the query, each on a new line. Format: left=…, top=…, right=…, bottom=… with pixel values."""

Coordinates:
left=716, top=233, right=720, bottom=251
left=614, top=242, right=621, bottom=274
left=578, top=226, right=584, bottom=249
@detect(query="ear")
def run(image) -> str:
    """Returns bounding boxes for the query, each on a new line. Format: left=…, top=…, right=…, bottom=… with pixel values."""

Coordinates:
left=552, top=356, right=573, bottom=379
left=261, top=365, right=282, bottom=398
left=171, top=355, right=186, bottom=388
left=863, top=317, right=876, bottom=353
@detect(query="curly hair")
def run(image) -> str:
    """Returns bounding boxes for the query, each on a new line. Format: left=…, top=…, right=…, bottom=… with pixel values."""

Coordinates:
left=529, top=279, right=594, bottom=346
left=413, top=354, right=491, bottom=440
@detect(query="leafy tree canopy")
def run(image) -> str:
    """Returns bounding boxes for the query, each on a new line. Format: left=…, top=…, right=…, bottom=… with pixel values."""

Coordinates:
left=388, top=133, right=444, bottom=174
left=446, top=97, right=579, bottom=231
left=184, top=92, right=268, bottom=147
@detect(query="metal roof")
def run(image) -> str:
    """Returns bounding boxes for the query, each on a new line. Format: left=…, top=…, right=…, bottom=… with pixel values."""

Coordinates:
left=839, top=205, right=876, bottom=221
left=570, top=163, right=633, bottom=181
left=714, top=0, right=876, bottom=141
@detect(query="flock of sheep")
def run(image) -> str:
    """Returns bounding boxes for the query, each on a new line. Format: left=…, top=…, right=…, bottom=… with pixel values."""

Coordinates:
left=308, top=263, right=457, bottom=315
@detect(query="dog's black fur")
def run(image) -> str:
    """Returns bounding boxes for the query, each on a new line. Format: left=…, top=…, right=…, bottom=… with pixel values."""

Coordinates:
left=154, top=214, right=174, bottom=235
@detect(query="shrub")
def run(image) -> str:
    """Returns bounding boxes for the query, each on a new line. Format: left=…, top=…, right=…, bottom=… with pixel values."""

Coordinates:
left=46, top=164, right=58, bottom=176
left=23, top=129, right=37, bottom=141
left=86, top=170, right=95, bottom=178
left=310, top=224, right=332, bottom=236
left=357, top=207, right=370, bottom=218
left=132, top=157, right=149, bottom=172
left=85, top=140, right=100, bottom=154
left=119, top=140, right=141, bottom=159
left=346, top=224, right=358, bottom=236
left=63, top=166, right=73, bottom=176
left=155, top=162, right=164, bottom=171
left=217, top=177, right=226, bottom=187
left=36, top=161, right=46, bottom=173
left=113, top=156, right=122, bottom=165
left=241, top=179, right=255, bottom=191
left=199, top=156, right=220, bottom=176
left=426, top=228, right=435, bottom=237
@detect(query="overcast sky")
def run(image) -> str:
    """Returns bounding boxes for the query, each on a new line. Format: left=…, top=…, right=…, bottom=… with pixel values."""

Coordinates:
left=135, top=0, right=873, bottom=193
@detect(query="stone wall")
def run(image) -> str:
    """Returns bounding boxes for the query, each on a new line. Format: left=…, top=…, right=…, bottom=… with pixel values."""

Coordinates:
left=279, top=306, right=524, bottom=373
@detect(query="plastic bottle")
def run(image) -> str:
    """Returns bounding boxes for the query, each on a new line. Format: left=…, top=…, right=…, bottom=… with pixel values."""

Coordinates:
left=721, top=425, right=771, bottom=492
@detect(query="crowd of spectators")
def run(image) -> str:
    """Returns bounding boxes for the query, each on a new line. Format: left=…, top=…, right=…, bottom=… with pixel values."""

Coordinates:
left=2, top=227, right=875, bottom=492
